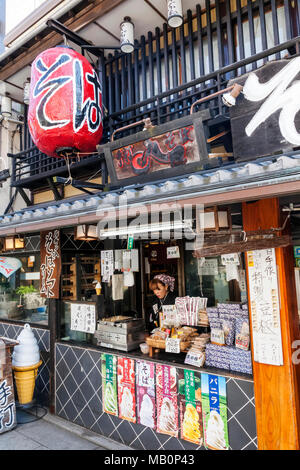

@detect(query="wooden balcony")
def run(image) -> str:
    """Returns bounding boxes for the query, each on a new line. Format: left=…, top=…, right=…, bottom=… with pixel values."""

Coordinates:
left=9, top=0, right=300, bottom=192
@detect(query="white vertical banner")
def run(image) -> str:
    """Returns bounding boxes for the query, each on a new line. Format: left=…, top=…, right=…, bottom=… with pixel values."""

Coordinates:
left=247, top=248, right=283, bottom=366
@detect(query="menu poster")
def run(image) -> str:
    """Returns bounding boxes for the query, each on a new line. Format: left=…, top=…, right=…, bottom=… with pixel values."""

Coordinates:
left=101, top=354, right=118, bottom=416
left=247, top=249, right=283, bottom=366
left=136, top=361, right=156, bottom=429
left=70, top=303, right=96, bottom=334
left=201, top=373, right=229, bottom=450
left=178, top=370, right=203, bottom=446
left=156, top=365, right=178, bottom=437
left=40, top=230, right=61, bottom=299
left=117, top=358, right=136, bottom=423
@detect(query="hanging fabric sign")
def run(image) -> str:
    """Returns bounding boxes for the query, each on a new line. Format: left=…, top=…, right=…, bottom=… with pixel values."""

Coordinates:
left=101, top=354, right=118, bottom=416
left=201, top=373, right=229, bottom=450
left=178, top=369, right=203, bottom=446
left=136, top=360, right=156, bottom=429
left=40, top=230, right=61, bottom=299
left=117, top=357, right=136, bottom=423
left=156, top=364, right=178, bottom=437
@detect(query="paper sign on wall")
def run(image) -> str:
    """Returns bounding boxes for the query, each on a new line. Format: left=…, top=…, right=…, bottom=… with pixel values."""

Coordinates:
left=167, top=246, right=180, bottom=259
left=247, top=248, right=283, bottom=366
left=70, top=303, right=96, bottom=334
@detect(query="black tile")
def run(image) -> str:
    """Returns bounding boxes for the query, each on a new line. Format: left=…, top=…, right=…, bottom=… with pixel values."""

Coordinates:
left=61, top=399, right=79, bottom=422
left=233, top=401, right=257, bottom=440
left=161, top=436, right=185, bottom=451
left=136, top=427, right=161, bottom=450
left=61, top=372, right=79, bottom=398
left=98, top=412, right=117, bottom=437
left=228, top=415, right=254, bottom=450
left=117, top=419, right=140, bottom=446
left=226, top=379, right=252, bottom=416
left=79, top=405, right=98, bottom=429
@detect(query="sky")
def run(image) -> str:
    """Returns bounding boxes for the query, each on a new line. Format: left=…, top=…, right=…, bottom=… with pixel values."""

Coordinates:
left=5, top=0, right=47, bottom=34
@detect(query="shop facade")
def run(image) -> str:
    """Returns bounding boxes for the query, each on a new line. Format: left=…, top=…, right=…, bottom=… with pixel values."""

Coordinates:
left=1, top=0, right=300, bottom=451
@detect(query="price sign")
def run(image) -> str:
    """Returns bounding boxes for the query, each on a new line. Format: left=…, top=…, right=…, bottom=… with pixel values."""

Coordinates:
left=210, top=328, right=225, bottom=346
left=165, top=338, right=180, bottom=354
left=167, top=246, right=180, bottom=259
left=162, top=305, right=177, bottom=326
left=185, top=351, right=205, bottom=367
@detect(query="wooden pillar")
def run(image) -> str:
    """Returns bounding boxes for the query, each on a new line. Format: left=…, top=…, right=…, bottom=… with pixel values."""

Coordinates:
left=243, top=198, right=300, bottom=450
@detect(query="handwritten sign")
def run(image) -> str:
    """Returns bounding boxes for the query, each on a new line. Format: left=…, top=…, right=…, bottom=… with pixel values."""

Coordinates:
left=70, top=303, right=96, bottom=334
left=167, top=246, right=180, bottom=259
left=185, top=351, right=205, bottom=367
left=162, top=305, right=177, bottom=326
left=247, top=248, right=283, bottom=366
left=40, top=230, right=61, bottom=299
left=165, top=338, right=181, bottom=354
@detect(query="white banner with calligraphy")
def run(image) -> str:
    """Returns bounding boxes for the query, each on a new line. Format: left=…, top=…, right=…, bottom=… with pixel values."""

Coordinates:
left=247, top=248, right=283, bottom=366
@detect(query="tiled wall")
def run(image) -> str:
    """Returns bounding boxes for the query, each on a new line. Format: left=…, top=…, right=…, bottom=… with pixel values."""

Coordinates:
left=55, top=343, right=257, bottom=450
left=0, top=322, right=50, bottom=406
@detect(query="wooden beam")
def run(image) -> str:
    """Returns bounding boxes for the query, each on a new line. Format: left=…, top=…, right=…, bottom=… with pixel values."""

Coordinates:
left=18, top=187, right=32, bottom=207
left=47, top=177, right=63, bottom=201
left=0, top=0, right=126, bottom=81
left=243, top=198, right=300, bottom=449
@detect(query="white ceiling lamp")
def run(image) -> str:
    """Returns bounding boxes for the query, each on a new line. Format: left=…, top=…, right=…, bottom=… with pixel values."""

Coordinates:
left=120, top=17, right=135, bottom=54
left=167, top=0, right=183, bottom=28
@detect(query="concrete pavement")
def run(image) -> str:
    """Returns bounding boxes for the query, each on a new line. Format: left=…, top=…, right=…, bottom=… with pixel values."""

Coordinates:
left=0, top=409, right=133, bottom=450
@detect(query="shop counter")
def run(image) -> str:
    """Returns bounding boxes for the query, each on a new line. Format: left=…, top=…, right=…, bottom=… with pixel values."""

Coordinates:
left=55, top=340, right=257, bottom=450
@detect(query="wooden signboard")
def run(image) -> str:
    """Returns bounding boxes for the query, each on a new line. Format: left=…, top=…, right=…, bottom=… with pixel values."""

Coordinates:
left=98, top=110, right=210, bottom=186
left=40, top=229, right=61, bottom=299
left=0, top=340, right=17, bottom=434
left=229, top=58, right=300, bottom=161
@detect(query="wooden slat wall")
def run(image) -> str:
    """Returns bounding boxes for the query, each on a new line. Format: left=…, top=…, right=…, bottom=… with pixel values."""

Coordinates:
left=100, top=0, right=298, bottom=141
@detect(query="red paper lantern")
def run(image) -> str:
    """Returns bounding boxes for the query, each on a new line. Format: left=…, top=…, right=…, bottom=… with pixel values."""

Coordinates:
left=28, top=46, right=103, bottom=158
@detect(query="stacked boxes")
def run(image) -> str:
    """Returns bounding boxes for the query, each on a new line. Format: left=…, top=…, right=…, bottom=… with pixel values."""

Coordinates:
left=205, top=303, right=252, bottom=375
left=205, top=343, right=230, bottom=370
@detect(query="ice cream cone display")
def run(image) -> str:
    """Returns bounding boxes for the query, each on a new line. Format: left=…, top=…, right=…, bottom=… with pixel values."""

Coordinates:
left=182, top=403, right=201, bottom=443
left=95, top=282, right=102, bottom=295
left=206, top=410, right=227, bottom=450
left=12, top=360, right=42, bottom=405
left=11, top=324, right=41, bottom=405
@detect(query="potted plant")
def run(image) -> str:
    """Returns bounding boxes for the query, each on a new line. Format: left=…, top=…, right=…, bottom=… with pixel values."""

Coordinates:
left=15, top=285, right=45, bottom=310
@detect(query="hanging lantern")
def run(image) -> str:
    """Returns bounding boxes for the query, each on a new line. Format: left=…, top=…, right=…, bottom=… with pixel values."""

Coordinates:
left=120, top=17, right=134, bottom=53
left=28, top=46, right=103, bottom=158
left=167, top=0, right=183, bottom=28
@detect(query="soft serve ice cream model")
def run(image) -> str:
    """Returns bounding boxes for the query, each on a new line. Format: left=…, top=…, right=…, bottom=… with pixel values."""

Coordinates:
left=206, top=410, right=228, bottom=450
left=12, top=324, right=42, bottom=404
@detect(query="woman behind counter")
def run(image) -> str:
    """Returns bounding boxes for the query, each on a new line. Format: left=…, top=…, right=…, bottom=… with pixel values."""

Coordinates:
left=147, top=274, right=176, bottom=332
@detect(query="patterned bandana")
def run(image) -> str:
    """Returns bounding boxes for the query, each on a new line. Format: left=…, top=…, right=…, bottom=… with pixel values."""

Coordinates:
left=153, top=274, right=175, bottom=292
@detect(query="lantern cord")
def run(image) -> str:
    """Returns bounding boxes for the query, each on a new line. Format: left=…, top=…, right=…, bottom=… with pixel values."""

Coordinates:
left=64, top=156, right=73, bottom=186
